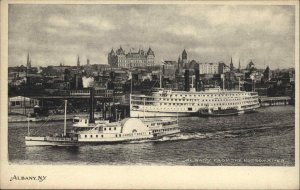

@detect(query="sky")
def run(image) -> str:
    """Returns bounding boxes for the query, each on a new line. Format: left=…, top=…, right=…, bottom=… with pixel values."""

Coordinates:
left=8, top=4, right=295, bottom=69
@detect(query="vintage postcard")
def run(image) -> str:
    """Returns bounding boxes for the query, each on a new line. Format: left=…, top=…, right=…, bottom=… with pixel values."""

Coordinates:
left=0, top=0, right=299, bottom=189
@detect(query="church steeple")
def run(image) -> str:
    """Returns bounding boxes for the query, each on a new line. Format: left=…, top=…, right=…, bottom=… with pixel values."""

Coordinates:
left=26, top=53, right=31, bottom=69
left=182, top=49, right=187, bottom=60
left=182, top=49, right=187, bottom=65
left=230, top=57, right=233, bottom=71
left=238, top=59, right=241, bottom=72
left=77, top=55, right=80, bottom=67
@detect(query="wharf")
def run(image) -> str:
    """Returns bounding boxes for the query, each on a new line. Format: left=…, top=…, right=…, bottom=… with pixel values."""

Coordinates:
left=259, top=96, right=292, bottom=106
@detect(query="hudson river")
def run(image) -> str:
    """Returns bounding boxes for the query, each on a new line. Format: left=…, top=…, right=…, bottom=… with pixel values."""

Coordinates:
left=8, top=106, right=295, bottom=166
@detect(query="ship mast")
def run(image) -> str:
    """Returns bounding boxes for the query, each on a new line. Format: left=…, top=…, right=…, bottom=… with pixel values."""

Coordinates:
left=27, top=114, right=30, bottom=136
left=159, top=74, right=162, bottom=88
left=64, top=100, right=67, bottom=137
left=143, top=97, right=146, bottom=119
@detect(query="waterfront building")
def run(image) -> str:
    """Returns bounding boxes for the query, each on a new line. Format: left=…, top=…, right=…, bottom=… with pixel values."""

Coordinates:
left=108, top=47, right=155, bottom=68
left=8, top=96, right=39, bottom=115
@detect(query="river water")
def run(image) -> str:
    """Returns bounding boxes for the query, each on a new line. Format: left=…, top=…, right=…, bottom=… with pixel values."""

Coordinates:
left=8, top=106, right=295, bottom=166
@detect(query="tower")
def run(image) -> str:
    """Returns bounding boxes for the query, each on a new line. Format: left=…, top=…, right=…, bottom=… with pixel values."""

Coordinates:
left=238, top=59, right=241, bottom=72
left=77, top=55, right=80, bottom=67
left=177, top=56, right=182, bottom=74
left=146, top=47, right=155, bottom=66
left=263, top=65, right=272, bottom=81
left=87, top=58, right=90, bottom=65
left=108, top=48, right=116, bottom=66
left=26, top=53, right=31, bottom=69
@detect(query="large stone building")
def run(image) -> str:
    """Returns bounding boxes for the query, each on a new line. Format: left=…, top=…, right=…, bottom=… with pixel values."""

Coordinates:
left=108, top=47, right=155, bottom=68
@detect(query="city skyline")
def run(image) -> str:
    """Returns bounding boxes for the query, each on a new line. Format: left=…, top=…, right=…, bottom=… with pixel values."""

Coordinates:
left=9, top=4, right=295, bottom=69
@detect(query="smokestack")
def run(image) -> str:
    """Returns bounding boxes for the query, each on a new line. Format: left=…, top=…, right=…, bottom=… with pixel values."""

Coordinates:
left=89, top=88, right=95, bottom=123
left=184, top=69, right=190, bottom=91
left=195, top=68, right=199, bottom=91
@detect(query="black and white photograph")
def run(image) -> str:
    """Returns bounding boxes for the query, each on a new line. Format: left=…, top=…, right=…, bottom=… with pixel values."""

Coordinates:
left=1, top=0, right=299, bottom=189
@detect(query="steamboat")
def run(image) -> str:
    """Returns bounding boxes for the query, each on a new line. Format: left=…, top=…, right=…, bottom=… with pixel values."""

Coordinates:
left=130, top=87, right=260, bottom=118
left=25, top=99, right=180, bottom=146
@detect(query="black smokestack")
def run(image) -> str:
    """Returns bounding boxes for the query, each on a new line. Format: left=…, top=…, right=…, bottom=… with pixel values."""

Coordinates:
left=195, top=68, right=199, bottom=91
left=89, top=88, right=95, bottom=123
left=184, top=69, right=190, bottom=91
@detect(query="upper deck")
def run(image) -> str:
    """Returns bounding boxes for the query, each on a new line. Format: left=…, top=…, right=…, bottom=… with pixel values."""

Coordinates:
left=131, top=89, right=258, bottom=99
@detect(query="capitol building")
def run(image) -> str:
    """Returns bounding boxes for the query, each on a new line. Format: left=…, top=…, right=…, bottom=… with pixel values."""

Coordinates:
left=108, top=46, right=155, bottom=68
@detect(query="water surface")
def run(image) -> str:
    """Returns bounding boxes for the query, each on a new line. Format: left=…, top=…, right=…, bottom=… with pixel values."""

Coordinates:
left=8, top=106, right=295, bottom=166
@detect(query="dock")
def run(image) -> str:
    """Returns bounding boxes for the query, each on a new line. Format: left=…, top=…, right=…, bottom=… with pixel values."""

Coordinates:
left=259, top=96, right=292, bottom=106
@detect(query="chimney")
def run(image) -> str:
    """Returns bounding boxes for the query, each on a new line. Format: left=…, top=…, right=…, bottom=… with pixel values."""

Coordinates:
left=184, top=69, right=190, bottom=91
left=195, top=68, right=199, bottom=91
left=89, top=88, right=95, bottom=123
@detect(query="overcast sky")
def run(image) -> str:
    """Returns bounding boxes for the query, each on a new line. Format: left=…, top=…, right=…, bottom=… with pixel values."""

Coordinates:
left=9, top=4, right=295, bottom=69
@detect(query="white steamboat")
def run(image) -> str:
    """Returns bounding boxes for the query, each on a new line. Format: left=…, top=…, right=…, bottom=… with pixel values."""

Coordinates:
left=25, top=100, right=180, bottom=146
left=130, top=86, right=260, bottom=118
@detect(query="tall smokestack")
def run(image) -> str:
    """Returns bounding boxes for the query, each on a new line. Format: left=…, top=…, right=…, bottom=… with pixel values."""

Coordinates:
left=89, top=88, right=95, bottom=123
left=184, top=69, right=190, bottom=91
left=195, top=68, right=199, bottom=91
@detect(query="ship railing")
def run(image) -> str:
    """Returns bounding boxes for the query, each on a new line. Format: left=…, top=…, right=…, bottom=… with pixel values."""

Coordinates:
left=45, top=136, right=77, bottom=141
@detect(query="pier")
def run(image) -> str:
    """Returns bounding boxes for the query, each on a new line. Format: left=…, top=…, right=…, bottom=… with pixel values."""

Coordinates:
left=259, top=96, right=292, bottom=107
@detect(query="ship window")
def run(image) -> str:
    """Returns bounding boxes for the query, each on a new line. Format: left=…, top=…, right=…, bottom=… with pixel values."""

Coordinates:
left=84, top=135, right=87, bottom=138
left=109, top=128, right=111, bottom=130
left=188, top=107, right=192, bottom=111
left=104, top=128, right=106, bottom=130
left=114, top=127, right=116, bottom=130
left=96, top=135, right=98, bottom=138
left=90, top=135, right=93, bottom=138
left=119, top=134, right=121, bottom=137
left=116, top=134, right=118, bottom=137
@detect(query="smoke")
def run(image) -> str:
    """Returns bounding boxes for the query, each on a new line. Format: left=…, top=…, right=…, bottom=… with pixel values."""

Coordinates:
left=82, top=76, right=94, bottom=88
